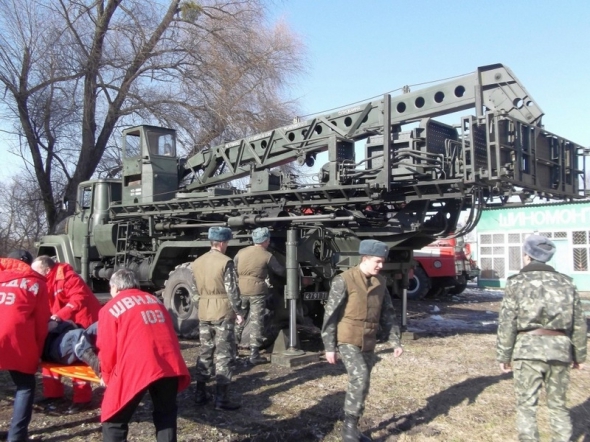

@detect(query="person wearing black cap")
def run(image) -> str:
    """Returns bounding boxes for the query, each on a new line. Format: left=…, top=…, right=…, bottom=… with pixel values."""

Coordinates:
left=191, top=227, right=247, bottom=411
left=234, top=227, right=285, bottom=365
left=322, top=239, right=403, bottom=442
left=7, top=249, right=34, bottom=266
left=497, top=234, right=587, bottom=442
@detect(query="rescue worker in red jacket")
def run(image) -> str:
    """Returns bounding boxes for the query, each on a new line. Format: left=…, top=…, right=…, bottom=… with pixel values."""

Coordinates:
left=0, top=252, right=50, bottom=441
left=31, top=255, right=102, bottom=409
left=97, top=269, right=190, bottom=442
left=31, top=256, right=101, bottom=327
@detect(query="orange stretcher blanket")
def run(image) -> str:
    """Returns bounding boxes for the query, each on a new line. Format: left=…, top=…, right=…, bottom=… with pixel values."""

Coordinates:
left=40, top=361, right=101, bottom=384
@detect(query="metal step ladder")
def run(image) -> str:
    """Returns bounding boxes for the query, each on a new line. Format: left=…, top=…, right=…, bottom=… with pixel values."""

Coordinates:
left=115, top=223, right=130, bottom=269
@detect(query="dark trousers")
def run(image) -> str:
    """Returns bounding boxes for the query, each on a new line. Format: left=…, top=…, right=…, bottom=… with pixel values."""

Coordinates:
left=8, top=370, right=36, bottom=442
left=102, top=377, right=179, bottom=442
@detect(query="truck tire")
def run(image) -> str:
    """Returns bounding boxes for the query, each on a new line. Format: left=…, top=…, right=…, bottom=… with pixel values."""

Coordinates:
left=407, top=266, right=431, bottom=300
left=448, top=280, right=468, bottom=295
left=163, top=263, right=199, bottom=339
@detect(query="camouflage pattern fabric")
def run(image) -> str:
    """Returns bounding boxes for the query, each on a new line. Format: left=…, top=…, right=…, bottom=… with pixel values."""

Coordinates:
left=223, top=261, right=246, bottom=318
left=513, top=360, right=571, bottom=442
left=496, top=261, right=587, bottom=442
left=195, top=319, right=236, bottom=386
left=321, top=274, right=401, bottom=352
left=496, top=262, right=587, bottom=364
left=194, top=257, right=243, bottom=386
left=338, top=343, right=376, bottom=417
left=321, top=268, right=401, bottom=420
left=235, top=294, right=266, bottom=348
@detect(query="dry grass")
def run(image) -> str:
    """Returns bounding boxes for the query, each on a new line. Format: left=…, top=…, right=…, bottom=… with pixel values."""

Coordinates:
left=1, top=302, right=589, bottom=441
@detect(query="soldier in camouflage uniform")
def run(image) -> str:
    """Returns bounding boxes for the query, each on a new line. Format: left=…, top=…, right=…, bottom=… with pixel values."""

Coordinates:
left=234, top=227, right=285, bottom=365
left=497, top=234, right=587, bottom=442
left=192, top=227, right=248, bottom=411
left=322, top=239, right=403, bottom=442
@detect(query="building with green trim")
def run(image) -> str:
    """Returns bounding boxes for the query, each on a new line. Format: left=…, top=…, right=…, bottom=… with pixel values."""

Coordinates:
left=474, top=201, right=590, bottom=291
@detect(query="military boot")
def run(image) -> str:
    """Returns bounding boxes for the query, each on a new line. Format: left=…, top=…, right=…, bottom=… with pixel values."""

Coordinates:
left=214, top=384, right=240, bottom=411
left=194, top=381, right=209, bottom=406
left=249, top=346, right=269, bottom=365
left=342, top=414, right=372, bottom=442
left=79, top=348, right=101, bottom=377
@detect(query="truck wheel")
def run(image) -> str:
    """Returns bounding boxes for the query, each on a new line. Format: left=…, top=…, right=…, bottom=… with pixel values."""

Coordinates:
left=448, top=280, right=468, bottom=295
left=407, top=267, right=431, bottom=300
left=163, top=263, right=199, bottom=339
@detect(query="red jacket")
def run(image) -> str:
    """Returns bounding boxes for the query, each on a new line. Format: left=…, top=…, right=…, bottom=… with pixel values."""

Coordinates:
left=0, top=258, right=50, bottom=374
left=97, top=288, right=190, bottom=421
left=46, top=263, right=101, bottom=328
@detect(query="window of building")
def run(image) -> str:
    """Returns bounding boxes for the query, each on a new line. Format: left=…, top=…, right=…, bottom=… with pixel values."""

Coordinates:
left=573, top=230, right=589, bottom=272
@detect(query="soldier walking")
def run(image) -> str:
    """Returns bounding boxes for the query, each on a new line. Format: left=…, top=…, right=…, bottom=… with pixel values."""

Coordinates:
left=322, top=240, right=403, bottom=442
left=192, top=227, right=248, bottom=410
left=234, top=227, right=285, bottom=364
left=497, top=234, right=587, bottom=442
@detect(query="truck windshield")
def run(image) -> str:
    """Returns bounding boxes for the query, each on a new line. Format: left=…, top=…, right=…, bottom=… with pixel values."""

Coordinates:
left=147, top=131, right=175, bottom=157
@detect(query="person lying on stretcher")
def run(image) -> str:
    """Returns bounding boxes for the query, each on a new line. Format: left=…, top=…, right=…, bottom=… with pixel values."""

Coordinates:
left=40, top=320, right=101, bottom=411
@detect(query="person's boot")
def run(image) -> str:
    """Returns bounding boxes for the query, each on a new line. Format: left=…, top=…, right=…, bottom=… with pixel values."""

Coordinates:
left=214, top=384, right=240, bottom=411
left=342, top=414, right=372, bottom=442
left=249, top=346, right=269, bottom=365
left=79, top=348, right=101, bottom=377
left=194, top=381, right=209, bottom=405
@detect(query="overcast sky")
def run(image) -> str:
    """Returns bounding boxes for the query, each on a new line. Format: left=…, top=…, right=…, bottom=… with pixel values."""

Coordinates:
left=2, top=0, right=588, bottom=179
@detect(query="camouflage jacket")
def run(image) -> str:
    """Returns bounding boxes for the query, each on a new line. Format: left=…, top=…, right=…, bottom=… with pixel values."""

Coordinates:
left=496, top=261, right=587, bottom=364
left=321, top=272, right=401, bottom=352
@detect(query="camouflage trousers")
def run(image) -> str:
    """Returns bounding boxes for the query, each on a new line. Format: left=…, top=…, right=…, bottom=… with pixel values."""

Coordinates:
left=513, top=359, right=571, bottom=442
left=195, top=319, right=237, bottom=386
left=338, top=343, right=377, bottom=418
left=236, top=295, right=266, bottom=348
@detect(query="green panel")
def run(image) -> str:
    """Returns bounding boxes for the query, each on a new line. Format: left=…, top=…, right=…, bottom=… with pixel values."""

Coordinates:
left=477, top=202, right=590, bottom=232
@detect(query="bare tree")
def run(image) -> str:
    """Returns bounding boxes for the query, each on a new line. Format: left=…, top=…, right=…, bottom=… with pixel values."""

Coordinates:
left=0, top=0, right=305, bottom=232
left=0, top=174, right=48, bottom=256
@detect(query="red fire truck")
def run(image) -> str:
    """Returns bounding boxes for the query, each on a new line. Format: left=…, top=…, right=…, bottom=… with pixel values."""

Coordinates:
left=407, top=236, right=479, bottom=300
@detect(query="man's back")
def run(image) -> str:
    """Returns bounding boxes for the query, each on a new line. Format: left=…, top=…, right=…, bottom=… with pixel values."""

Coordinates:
left=499, top=261, right=587, bottom=363
left=0, top=258, right=50, bottom=373
left=98, top=288, right=190, bottom=421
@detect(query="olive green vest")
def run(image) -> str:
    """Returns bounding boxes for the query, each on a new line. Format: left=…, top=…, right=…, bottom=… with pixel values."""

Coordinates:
left=337, top=266, right=386, bottom=352
left=192, top=250, right=232, bottom=322
left=235, top=245, right=271, bottom=296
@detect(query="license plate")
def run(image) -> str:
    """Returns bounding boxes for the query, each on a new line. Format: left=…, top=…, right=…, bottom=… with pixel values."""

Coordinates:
left=303, top=291, right=329, bottom=301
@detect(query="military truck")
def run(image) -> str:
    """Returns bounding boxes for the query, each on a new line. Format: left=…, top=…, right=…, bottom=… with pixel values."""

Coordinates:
left=36, top=63, right=587, bottom=340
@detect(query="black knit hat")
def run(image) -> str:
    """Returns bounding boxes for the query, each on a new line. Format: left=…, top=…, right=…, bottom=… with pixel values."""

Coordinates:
left=7, top=249, right=34, bottom=265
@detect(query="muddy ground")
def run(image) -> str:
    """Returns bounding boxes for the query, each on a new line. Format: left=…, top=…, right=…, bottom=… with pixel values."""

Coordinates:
left=1, top=286, right=589, bottom=441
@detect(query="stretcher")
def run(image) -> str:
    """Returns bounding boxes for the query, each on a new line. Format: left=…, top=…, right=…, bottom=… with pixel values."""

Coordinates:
left=40, top=361, right=101, bottom=383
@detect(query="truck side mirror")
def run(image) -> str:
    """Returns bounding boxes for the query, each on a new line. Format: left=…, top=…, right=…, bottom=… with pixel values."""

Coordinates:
left=62, top=196, right=70, bottom=212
